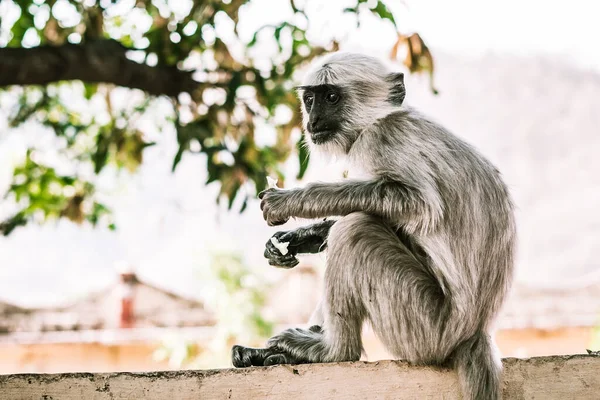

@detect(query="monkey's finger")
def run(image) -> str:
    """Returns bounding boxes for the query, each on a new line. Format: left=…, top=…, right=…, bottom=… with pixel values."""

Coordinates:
left=262, top=207, right=275, bottom=222
left=267, top=217, right=289, bottom=227
left=272, top=230, right=288, bottom=238
left=279, top=232, right=316, bottom=251
left=264, top=353, right=297, bottom=366
left=265, top=235, right=284, bottom=252
left=258, top=188, right=276, bottom=200
left=264, top=239, right=295, bottom=259
left=264, top=250, right=297, bottom=265
left=266, top=252, right=299, bottom=265
left=278, top=230, right=300, bottom=244
left=264, top=244, right=282, bottom=259
left=276, top=229, right=309, bottom=248
left=268, top=257, right=299, bottom=269
left=263, top=250, right=296, bottom=265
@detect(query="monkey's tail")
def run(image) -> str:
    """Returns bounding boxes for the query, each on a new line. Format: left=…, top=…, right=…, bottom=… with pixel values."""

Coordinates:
left=451, top=330, right=502, bottom=400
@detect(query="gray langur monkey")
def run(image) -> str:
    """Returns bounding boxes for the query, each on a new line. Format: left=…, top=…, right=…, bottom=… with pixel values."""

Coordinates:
left=231, top=52, right=516, bottom=400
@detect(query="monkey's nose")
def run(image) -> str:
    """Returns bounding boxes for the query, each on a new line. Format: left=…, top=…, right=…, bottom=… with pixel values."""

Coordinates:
left=308, top=116, right=321, bottom=132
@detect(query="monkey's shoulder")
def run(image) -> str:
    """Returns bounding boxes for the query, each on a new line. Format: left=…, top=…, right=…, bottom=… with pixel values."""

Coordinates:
left=359, top=109, right=434, bottom=153
left=375, top=108, right=443, bottom=133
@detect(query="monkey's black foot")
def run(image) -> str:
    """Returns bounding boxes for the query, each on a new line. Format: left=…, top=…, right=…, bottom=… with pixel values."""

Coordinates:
left=231, top=345, right=302, bottom=367
left=231, top=345, right=276, bottom=368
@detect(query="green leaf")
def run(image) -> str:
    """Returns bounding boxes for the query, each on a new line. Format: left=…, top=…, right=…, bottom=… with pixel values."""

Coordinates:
left=296, top=134, right=310, bottom=180
left=93, top=134, right=110, bottom=174
left=239, top=195, right=249, bottom=212
left=84, top=83, right=98, bottom=100
left=0, top=213, right=28, bottom=236
left=227, top=181, right=241, bottom=210
left=371, top=1, right=397, bottom=28
left=172, top=146, right=185, bottom=172
left=225, top=71, right=242, bottom=111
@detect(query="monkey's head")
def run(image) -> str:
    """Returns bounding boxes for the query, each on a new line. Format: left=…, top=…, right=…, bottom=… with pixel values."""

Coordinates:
left=296, top=52, right=406, bottom=156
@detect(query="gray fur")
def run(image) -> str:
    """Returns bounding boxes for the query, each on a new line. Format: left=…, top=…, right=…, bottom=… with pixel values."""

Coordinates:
left=233, top=52, right=515, bottom=400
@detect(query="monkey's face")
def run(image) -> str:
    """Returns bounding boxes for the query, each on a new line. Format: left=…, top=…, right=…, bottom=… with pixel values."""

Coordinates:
left=299, top=84, right=347, bottom=145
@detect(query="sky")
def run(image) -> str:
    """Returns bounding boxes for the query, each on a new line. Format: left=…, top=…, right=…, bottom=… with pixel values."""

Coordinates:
left=0, top=0, right=599, bottom=307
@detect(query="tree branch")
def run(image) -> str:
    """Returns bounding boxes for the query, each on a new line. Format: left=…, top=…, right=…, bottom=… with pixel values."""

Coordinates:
left=0, top=39, right=199, bottom=97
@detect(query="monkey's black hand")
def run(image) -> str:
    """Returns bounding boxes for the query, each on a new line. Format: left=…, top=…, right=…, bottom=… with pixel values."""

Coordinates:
left=264, top=221, right=334, bottom=268
left=258, top=188, right=292, bottom=226
left=264, top=231, right=300, bottom=269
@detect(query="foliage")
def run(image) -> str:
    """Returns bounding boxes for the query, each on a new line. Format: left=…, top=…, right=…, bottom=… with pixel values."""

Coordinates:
left=4, top=149, right=114, bottom=234
left=153, top=252, right=274, bottom=369
left=0, top=0, right=429, bottom=234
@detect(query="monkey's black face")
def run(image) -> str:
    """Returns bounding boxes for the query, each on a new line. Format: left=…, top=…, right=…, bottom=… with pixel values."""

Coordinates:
left=299, top=84, right=345, bottom=145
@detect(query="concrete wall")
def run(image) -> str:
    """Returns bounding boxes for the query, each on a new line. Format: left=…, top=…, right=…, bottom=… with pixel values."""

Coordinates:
left=1, top=354, right=598, bottom=399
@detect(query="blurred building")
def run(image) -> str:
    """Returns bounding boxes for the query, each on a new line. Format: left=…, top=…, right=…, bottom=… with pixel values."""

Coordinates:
left=0, top=269, right=215, bottom=373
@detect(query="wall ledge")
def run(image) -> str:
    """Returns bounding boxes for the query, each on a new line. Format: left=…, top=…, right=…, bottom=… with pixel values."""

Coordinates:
left=1, top=354, right=599, bottom=399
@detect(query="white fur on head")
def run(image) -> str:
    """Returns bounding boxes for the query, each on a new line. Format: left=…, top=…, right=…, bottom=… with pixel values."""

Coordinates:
left=302, top=52, right=393, bottom=87
left=298, top=52, right=404, bottom=158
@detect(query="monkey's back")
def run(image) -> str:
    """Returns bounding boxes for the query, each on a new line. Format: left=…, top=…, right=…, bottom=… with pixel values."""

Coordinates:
left=350, top=108, right=516, bottom=335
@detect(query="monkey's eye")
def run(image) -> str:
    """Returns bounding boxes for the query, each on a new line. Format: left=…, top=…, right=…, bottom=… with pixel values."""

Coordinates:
left=304, top=95, right=314, bottom=109
left=326, top=92, right=340, bottom=104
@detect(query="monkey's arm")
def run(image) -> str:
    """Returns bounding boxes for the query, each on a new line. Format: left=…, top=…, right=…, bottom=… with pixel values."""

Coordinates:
left=264, top=219, right=336, bottom=268
left=260, top=179, right=442, bottom=234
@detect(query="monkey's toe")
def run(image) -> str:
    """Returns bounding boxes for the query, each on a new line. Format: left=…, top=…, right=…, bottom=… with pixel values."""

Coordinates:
left=264, top=353, right=296, bottom=366
left=231, top=345, right=252, bottom=368
left=231, top=345, right=278, bottom=367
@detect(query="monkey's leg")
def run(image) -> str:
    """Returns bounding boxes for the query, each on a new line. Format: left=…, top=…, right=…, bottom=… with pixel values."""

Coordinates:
left=263, top=219, right=336, bottom=268
left=232, top=221, right=335, bottom=367
left=263, top=212, right=447, bottom=366
left=258, top=212, right=373, bottom=364
left=307, top=299, right=324, bottom=327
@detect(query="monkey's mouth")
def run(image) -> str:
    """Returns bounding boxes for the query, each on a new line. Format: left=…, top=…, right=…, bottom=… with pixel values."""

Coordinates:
left=310, top=130, right=334, bottom=144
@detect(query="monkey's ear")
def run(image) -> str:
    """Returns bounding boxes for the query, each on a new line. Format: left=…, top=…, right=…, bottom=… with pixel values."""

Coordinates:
left=387, top=72, right=406, bottom=106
